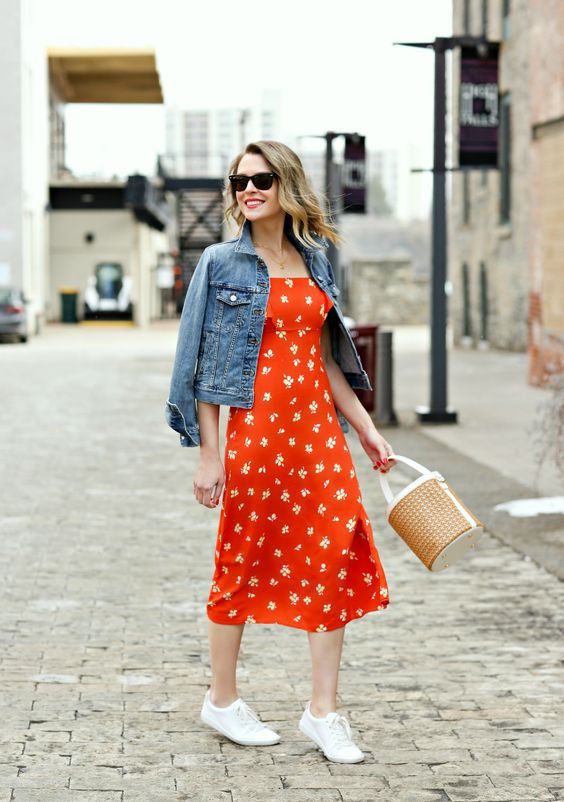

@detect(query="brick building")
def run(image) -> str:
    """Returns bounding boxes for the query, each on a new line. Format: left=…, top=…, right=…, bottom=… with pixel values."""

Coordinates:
left=450, top=0, right=564, bottom=385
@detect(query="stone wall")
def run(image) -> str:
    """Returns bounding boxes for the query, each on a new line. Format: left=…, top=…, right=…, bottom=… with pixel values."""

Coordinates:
left=346, top=258, right=429, bottom=325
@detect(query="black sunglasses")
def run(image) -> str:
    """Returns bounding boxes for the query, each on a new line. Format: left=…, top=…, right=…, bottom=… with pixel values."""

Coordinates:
left=228, top=172, right=276, bottom=192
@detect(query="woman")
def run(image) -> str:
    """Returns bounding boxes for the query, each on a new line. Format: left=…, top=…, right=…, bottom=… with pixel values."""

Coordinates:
left=166, top=141, right=396, bottom=764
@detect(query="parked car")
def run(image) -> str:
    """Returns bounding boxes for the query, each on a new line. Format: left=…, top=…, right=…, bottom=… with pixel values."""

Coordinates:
left=0, top=287, right=28, bottom=342
left=84, top=262, right=133, bottom=320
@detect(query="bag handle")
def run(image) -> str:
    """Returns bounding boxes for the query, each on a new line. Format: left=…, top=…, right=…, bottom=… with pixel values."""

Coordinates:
left=378, top=454, right=434, bottom=504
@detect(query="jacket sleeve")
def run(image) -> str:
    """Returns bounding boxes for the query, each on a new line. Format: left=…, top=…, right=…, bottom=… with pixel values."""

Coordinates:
left=165, top=247, right=213, bottom=447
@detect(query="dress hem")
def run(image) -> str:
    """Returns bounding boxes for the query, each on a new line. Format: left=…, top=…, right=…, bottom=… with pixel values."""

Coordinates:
left=206, top=599, right=389, bottom=633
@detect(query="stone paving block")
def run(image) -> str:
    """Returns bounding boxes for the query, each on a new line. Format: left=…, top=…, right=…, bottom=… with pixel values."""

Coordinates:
left=124, top=793, right=231, bottom=802
left=230, top=792, right=341, bottom=802
left=340, top=792, right=448, bottom=802
left=12, top=793, right=123, bottom=802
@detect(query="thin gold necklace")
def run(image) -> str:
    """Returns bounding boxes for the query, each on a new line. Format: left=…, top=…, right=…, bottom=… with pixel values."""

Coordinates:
left=254, top=240, right=288, bottom=270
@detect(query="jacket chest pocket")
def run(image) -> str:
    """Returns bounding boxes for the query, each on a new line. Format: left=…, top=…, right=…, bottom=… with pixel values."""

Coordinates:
left=213, top=288, right=252, bottom=330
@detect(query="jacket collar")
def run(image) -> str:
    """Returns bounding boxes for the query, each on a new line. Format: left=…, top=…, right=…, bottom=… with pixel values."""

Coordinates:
left=234, top=217, right=327, bottom=258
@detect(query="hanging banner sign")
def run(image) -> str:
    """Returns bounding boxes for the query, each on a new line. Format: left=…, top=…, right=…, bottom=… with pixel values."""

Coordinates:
left=459, top=44, right=499, bottom=167
left=342, top=134, right=366, bottom=213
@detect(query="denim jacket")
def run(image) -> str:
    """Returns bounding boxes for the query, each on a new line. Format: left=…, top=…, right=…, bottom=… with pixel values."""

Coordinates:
left=165, top=219, right=371, bottom=447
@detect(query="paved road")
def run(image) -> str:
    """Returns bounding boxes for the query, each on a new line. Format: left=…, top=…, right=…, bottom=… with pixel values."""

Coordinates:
left=1, top=324, right=563, bottom=802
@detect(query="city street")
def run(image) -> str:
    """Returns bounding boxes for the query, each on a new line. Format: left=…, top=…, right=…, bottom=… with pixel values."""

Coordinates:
left=1, top=323, right=563, bottom=802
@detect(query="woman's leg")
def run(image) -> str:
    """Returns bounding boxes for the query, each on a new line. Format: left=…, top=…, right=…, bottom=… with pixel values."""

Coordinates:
left=306, top=626, right=346, bottom=717
left=208, top=620, right=245, bottom=706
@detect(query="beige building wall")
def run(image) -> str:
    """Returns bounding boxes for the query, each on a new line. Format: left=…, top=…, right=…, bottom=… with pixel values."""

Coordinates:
left=450, top=0, right=530, bottom=351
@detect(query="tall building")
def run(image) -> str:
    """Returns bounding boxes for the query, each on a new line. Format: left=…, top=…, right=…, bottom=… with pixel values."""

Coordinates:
left=164, top=92, right=281, bottom=178
left=450, top=0, right=529, bottom=353
left=450, top=0, right=564, bottom=384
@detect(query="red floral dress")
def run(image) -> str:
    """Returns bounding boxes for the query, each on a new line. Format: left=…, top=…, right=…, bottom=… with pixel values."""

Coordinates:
left=206, top=276, right=389, bottom=631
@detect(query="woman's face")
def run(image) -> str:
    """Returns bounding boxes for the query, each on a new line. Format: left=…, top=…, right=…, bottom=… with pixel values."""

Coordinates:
left=234, top=152, right=284, bottom=224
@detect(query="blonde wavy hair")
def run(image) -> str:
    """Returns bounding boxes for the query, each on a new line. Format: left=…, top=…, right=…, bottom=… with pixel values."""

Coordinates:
left=225, top=140, right=339, bottom=248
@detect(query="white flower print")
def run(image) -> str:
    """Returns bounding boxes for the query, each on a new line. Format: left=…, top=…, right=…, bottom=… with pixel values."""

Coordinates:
left=338, top=568, right=347, bottom=580
left=292, top=411, right=302, bottom=422
left=234, top=523, right=243, bottom=533
left=317, top=503, right=327, bottom=515
left=244, top=437, right=252, bottom=447
left=262, top=366, right=272, bottom=375
left=241, top=461, right=251, bottom=475
left=229, top=488, right=239, bottom=498
left=228, top=609, right=238, bottom=617
left=326, top=436, right=337, bottom=448
left=309, top=401, right=318, bottom=413
left=275, top=453, right=284, bottom=466
left=288, top=437, right=296, bottom=447
left=303, top=596, right=312, bottom=605
left=320, top=563, right=327, bottom=572
left=346, top=517, right=357, bottom=532
left=223, top=542, right=231, bottom=551
left=284, top=277, right=293, bottom=287
left=244, top=412, right=254, bottom=425
left=267, top=601, right=277, bottom=610
left=298, top=467, right=308, bottom=479
left=269, top=578, right=279, bottom=587
left=300, top=488, right=311, bottom=497
left=305, top=443, right=313, bottom=453
left=335, top=488, right=347, bottom=500
left=263, top=392, right=271, bottom=402
left=310, top=344, right=317, bottom=354
left=281, top=489, right=291, bottom=502
left=281, top=295, right=289, bottom=303
left=340, top=610, right=347, bottom=621
left=380, top=587, right=388, bottom=598
left=323, top=389, right=331, bottom=402
left=246, top=614, right=256, bottom=623
left=333, top=463, right=342, bottom=472
left=249, top=511, right=259, bottom=522
left=280, top=565, right=291, bottom=577
left=312, top=423, right=321, bottom=433
left=249, top=576, right=259, bottom=586
left=264, top=348, right=274, bottom=358
left=235, top=553, right=245, bottom=564
left=262, top=489, right=271, bottom=500
left=315, top=461, right=325, bottom=473
left=363, top=573, right=373, bottom=585
left=273, top=549, right=282, bottom=558
left=290, top=343, right=299, bottom=354
left=281, top=524, right=289, bottom=534
left=307, top=526, right=315, bottom=535
left=316, top=624, right=327, bottom=632
left=228, top=450, right=237, bottom=460
left=319, top=536, right=330, bottom=549
left=289, top=592, right=299, bottom=605
left=297, top=374, right=304, bottom=383
left=257, top=535, right=265, bottom=547
left=305, top=556, right=312, bottom=566
left=276, top=318, right=284, bottom=328
left=307, top=359, right=315, bottom=371
left=292, top=503, right=301, bottom=515
left=283, top=374, right=294, bottom=388
left=260, top=436, right=269, bottom=447
left=305, top=296, right=313, bottom=305
left=316, top=584, right=325, bottom=595
left=276, top=330, right=287, bottom=340
left=323, top=604, right=332, bottom=613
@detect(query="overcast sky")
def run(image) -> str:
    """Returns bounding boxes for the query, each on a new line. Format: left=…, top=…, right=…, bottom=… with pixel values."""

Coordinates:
left=37, top=0, right=453, bottom=177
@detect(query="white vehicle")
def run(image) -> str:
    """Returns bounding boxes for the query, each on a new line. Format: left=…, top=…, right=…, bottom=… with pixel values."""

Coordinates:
left=84, top=262, right=133, bottom=320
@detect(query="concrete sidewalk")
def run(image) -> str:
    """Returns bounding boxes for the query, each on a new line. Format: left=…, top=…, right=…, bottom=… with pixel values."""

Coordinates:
left=0, top=322, right=563, bottom=801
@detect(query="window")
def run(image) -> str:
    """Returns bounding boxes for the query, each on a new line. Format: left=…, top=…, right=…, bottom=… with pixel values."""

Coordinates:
left=499, top=93, right=511, bottom=223
left=463, top=0, right=470, bottom=33
left=462, top=171, right=471, bottom=224
left=479, top=262, right=489, bottom=342
left=462, top=263, right=472, bottom=338
left=482, top=0, right=488, bottom=35
left=502, top=0, right=511, bottom=38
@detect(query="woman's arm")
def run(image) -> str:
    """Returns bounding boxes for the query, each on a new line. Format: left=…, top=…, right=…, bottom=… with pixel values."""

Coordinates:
left=193, top=401, right=225, bottom=508
left=320, top=320, right=395, bottom=473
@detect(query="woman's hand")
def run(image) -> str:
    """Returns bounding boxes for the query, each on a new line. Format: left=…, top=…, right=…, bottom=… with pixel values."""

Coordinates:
left=357, top=425, right=396, bottom=474
left=193, top=449, right=225, bottom=508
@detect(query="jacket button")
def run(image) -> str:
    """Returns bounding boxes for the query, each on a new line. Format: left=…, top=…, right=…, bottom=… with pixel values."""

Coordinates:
left=230, top=293, right=237, bottom=301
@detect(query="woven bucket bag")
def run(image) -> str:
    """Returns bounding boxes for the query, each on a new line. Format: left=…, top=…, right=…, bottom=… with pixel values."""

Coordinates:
left=378, top=454, right=483, bottom=571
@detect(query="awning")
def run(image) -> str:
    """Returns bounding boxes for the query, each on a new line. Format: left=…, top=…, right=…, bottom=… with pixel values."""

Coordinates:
left=47, top=47, right=163, bottom=104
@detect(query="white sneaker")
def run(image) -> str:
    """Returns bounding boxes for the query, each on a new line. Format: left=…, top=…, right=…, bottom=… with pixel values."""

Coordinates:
left=200, top=689, right=280, bottom=746
left=299, top=701, right=364, bottom=763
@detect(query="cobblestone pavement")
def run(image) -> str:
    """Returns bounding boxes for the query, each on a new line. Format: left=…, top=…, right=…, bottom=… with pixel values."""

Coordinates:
left=1, top=325, right=563, bottom=802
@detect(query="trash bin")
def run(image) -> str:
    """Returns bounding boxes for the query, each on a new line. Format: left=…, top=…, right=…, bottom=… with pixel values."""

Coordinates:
left=348, top=323, right=378, bottom=413
left=60, top=287, right=79, bottom=324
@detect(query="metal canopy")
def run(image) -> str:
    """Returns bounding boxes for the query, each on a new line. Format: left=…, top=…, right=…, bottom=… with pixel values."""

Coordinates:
left=47, top=48, right=163, bottom=104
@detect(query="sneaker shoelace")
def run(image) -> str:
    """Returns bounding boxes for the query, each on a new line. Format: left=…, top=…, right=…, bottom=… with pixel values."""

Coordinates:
left=234, top=699, right=268, bottom=733
left=324, top=712, right=355, bottom=749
